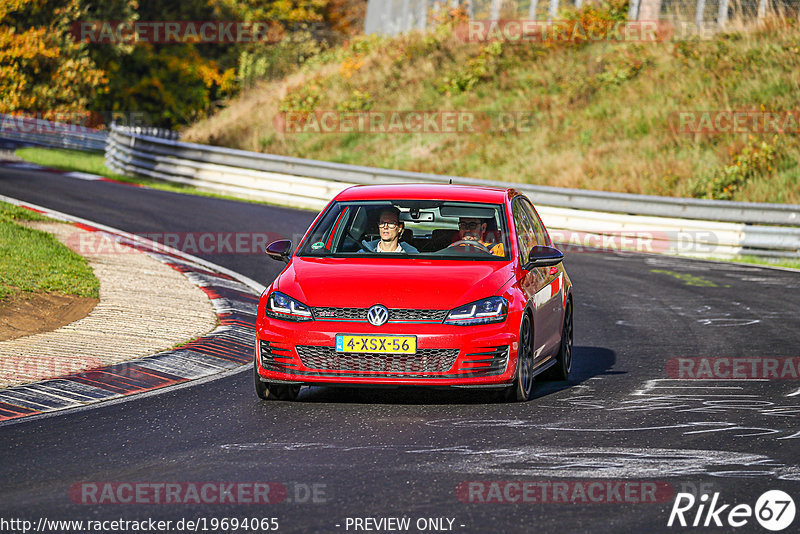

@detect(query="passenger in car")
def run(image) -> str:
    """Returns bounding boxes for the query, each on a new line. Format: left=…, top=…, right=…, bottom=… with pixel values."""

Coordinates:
left=361, top=207, right=419, bottom=253
left=453, top=217, right=505, bottom=256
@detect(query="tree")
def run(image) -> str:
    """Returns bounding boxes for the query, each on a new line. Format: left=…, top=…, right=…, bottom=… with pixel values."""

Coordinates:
left=0, top=0, right=109, bottom=119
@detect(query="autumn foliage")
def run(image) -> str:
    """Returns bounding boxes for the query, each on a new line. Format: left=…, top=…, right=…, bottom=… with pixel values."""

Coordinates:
left=1, top=0, right=366, bottom=128
left=1, top=0, right=107, bottom=121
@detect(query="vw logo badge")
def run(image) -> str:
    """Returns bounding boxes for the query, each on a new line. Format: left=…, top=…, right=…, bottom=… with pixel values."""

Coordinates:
left=367, top=305, right=389, bottom=326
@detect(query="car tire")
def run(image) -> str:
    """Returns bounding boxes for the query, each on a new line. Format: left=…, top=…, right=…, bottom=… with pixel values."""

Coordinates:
left=504, top=313, right=534, bottom=402
left=254, top=348, right=301, bottom=401
left=543, top=299, right=573, bottom=381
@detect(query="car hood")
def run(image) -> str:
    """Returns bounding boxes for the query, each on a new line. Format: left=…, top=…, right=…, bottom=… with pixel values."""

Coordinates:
left=276, top=257, right=514, bottom=310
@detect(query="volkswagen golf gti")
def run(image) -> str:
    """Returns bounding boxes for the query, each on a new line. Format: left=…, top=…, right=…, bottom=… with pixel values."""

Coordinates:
left=255, top=184, right=573, bottom=402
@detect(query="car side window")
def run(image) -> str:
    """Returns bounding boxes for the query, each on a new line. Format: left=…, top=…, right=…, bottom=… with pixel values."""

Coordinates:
left=521, top=199, right=550, bottom=247
left=512, top=199, right=537, bottom=263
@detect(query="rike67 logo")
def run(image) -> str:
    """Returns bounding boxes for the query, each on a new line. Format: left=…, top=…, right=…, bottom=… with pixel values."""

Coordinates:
left=668, top=490, right=796, bottom=531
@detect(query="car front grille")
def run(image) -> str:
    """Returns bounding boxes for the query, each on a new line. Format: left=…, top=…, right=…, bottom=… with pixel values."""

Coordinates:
left=296, top=345, right=459, bottom=375
left=261, top=342, right=509, bottom=380
left=311, top=307, right=448, bottom=323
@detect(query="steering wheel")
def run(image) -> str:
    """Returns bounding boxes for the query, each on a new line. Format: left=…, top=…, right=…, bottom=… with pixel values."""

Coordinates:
left=346, top=229, right=371, bottom=252
left=448, top=240, right=492, bottom=254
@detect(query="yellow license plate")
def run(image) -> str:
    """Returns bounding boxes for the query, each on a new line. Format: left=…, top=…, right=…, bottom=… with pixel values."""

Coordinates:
left=336, top=334, right=416, bottom=354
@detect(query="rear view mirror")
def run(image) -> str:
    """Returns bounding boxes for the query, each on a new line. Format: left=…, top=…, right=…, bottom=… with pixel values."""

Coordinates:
left=524, top=246, right=563, bottom=269
left=401, top=211, right=434, bottom=222
left=265, top=240, right=293, bottom=263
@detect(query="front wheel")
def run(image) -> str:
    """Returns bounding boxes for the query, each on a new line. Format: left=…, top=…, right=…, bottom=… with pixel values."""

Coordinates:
left=254, top=347, right=301, bottom=401
left=543, top=300, right=573, bottom=381
left=504, top=313, right=534, bottom=402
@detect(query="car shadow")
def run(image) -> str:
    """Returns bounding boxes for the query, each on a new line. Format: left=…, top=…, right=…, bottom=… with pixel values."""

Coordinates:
left=530, top=345, right=619, bottom=400
left=291, top=345, right=618, bottom=405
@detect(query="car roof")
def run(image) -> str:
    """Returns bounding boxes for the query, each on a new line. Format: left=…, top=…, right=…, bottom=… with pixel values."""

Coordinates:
left=334, top=184, right=514, bottom=203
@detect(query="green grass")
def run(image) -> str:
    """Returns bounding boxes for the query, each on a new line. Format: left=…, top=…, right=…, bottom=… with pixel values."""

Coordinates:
left=15, top=148, right=115, bottom=177
left=0, top=201, right=99, bottom=301
left=14, top=147, right=315, bottom=211
left=715, top=255, right=800, bottom=271
left=650, top=269, right=730, bottom=287
left=0, top=202, right=50, bottom=222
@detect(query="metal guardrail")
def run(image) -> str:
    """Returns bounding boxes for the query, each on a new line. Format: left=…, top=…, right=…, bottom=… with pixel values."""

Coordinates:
left=0, top=113, right=108, bottom=152
left=106, top=125, right=800, bottom=259
left=105, top=125, right=800, bottom=225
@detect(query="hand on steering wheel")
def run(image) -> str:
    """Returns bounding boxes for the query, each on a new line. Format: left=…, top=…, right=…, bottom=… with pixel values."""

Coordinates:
left=448, top=239, right=492, bottom=253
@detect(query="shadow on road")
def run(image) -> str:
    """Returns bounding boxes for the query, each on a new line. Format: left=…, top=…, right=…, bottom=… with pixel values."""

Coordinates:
left=276, top=345, right=618, bottom=405
left=531, top=345, right=619, bottom=399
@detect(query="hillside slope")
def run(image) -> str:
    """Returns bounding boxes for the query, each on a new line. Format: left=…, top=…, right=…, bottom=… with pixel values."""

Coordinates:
left=184, top=7, right=800, bottom=203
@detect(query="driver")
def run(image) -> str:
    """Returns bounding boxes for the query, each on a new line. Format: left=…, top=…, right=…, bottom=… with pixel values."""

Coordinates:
left=452, top=217, right=504, bottom=256
left=361, top=207, right=419, bottom=253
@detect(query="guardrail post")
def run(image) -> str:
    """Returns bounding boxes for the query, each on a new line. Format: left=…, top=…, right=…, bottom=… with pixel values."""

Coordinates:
left=628, top=0, right=641, bottom=19
left=637, top=0, right=662, bottom=20
left=490, top=0, right=501, bottom=19
left=529, top=0, right=540, bottom=19
left=695, top=0, right=706, bottom=28
left=717, top=0, right=729, bottom=28
left=757, top=0, right=768, bottom=19
left=548, top=0, right=559, bottom=21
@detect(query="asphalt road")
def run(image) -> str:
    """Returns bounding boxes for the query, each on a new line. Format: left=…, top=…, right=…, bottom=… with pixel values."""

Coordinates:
left=1, top=166, right=799, bottom=534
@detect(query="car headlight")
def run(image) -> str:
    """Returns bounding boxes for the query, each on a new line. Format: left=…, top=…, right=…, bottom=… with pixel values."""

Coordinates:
left=444, top=296, right=508, bottom=325
left=264, top=291, right=313, bottom=322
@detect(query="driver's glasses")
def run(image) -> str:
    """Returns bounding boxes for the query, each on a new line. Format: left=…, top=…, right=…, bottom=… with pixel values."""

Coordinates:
left=378, top=222, right=399, bottom=229
left=458, top=221, right=480, bottom=230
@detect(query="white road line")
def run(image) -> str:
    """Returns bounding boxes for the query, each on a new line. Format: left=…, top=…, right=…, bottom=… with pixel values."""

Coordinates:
left=63, top=171, right=104, bottom=181
left=646, top=386, right=749, bottom=389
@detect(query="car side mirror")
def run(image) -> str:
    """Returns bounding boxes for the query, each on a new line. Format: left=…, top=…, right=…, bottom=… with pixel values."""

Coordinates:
left=524, top=246, right=563, bottom=269
left=265, top=239, right=293, bottom=263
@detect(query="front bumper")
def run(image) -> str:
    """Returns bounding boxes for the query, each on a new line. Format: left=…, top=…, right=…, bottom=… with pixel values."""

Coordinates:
left=255, top=318, right=519, bottom=387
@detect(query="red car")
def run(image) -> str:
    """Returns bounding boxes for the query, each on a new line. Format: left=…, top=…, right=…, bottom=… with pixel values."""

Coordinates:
left=255, top=184, right=573, bottom=402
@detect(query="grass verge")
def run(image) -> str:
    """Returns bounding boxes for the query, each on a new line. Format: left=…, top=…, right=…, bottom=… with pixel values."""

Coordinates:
left=14, top=148, right=118, bottom=177
left=14, top=147, right=310, bottom=209
left=720, top=255, right=800, bottom=271
left=0, top=201, right=99, bottom=301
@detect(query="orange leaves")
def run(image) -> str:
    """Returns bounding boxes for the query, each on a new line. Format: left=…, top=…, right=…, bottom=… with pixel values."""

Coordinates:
left=1, top=0, right=108, bottom=116
left=339, top=54, right=364, bottom=78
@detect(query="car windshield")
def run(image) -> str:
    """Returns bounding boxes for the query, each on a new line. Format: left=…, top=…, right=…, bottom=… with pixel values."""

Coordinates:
left=297, top=200, right=510, bottom=260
